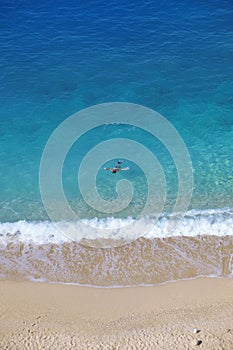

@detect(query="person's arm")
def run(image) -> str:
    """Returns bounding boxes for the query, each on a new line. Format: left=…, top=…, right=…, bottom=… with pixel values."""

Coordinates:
left=104, top=167, right=113, bottom=171
left=120, top=167, right=129, bottom=171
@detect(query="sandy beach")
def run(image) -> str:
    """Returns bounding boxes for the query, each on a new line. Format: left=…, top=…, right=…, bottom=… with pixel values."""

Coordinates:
left=0, top=277, right=233, bottom=349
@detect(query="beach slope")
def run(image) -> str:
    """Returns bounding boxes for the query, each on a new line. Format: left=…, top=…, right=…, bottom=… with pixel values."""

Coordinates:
left=0, top=278, right=233, bottom=349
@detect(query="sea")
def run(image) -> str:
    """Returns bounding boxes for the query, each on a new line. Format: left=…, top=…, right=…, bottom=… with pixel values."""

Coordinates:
left=0, top=0, right=233, bottom=286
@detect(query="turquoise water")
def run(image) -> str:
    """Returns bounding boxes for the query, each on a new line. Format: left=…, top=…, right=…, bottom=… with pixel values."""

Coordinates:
left=0, top=0, right=233, bottom=222
left=0, top=1, right=233, bottom=286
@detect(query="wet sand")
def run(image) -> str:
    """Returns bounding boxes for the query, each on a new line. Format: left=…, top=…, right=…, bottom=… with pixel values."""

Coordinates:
left=1, top=235, right=233, bottom=285
left=0, top=278, right=233, bottom=349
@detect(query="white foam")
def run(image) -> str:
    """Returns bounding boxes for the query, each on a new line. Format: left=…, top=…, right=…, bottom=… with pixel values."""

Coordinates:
left=0, top=207, right=232, bottom=245
left=146, top=207, right=233, bottom=238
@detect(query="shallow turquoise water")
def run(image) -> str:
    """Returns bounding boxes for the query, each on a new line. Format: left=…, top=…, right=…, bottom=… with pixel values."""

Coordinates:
left=0, top=0, right=233, bottom=222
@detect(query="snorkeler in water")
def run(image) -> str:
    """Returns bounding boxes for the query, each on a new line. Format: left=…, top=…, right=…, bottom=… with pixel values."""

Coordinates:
left=104, top=161, right=129, bottom=173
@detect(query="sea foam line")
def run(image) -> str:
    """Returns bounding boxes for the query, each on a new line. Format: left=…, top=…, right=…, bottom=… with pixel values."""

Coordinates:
left=0, top=207, right=232, bottom=245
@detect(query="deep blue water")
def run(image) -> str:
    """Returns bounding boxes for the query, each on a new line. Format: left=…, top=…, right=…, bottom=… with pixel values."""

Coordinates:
left=0, top=0, right=233, bottom=222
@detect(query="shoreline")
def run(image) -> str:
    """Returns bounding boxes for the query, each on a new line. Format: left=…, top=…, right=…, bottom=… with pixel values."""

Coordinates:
left=11, top=273, right=233, bottom=288
left=1, top=234, right=232, bottom=286
left=1, top=277, right=233, bottom=349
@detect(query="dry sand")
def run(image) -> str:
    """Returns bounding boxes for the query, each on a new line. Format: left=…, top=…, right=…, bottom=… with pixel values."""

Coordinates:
left=0, top=277, right=233, bottom=349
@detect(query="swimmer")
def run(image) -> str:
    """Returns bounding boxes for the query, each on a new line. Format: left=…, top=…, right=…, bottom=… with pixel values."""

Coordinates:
left=104, top=161, right=129, bottom=173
